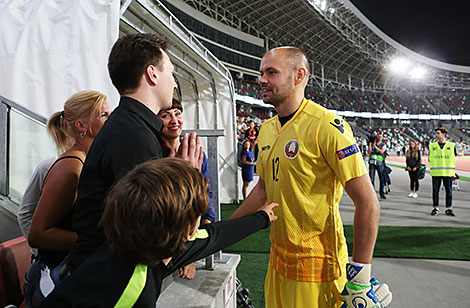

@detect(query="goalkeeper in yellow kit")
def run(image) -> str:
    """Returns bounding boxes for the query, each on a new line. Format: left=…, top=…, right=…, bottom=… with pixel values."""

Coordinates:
left=230, top=47, right=392, bottom=308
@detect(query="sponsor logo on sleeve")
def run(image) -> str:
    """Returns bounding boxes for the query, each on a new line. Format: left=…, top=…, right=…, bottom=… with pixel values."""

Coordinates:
left=261, top=145, right=271, bottom=151
left=330, top=118, right=344, bottom=133
left=337, top=144, right=359, bottom=160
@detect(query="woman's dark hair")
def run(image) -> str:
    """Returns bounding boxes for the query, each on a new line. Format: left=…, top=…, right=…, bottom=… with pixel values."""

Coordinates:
left=100, top=158, right=209, bottom=266
left=158, top=98, right=183, bottom=115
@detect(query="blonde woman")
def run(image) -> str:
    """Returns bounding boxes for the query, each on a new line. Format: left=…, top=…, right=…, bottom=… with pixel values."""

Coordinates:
left=406, top=140, right=421, bottom=198
left=24, top=90, right=111, bottom=307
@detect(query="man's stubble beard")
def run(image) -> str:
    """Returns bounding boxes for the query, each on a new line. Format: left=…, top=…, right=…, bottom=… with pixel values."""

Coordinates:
left=263, top=76, right=294, bottom=108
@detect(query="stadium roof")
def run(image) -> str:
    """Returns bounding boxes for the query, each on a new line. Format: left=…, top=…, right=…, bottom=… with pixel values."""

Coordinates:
left=178, top=0, right=470, bottom=95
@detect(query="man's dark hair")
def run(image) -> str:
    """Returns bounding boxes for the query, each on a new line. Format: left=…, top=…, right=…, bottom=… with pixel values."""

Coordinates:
left=100, top=158, right=209, bottom=267
left=108, top=33, right=169, bottom=95
left=435, top=127, right=448, bottom=135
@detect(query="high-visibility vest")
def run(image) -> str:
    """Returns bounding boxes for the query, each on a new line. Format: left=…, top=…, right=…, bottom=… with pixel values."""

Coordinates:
left=429, top=141, right=456, bottom=177
left=369, top=143, right=385, bottom=162
left=370, top=153, right=385, bottom=162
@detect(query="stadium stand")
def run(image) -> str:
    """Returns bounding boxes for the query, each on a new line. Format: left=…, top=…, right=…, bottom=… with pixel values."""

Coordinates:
left=234, top=78, right=470, bottom=116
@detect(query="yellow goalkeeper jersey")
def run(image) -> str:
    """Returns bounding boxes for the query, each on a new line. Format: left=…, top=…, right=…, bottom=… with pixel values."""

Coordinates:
left=257, top=98, right=367, bottom=282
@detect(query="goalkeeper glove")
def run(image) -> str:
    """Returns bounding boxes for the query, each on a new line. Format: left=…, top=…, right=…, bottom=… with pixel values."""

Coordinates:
left=340, top=261, right=392, bottom=308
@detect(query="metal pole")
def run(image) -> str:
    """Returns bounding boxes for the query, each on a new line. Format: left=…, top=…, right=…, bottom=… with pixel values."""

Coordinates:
left=0, top=103, right=8, bottom=196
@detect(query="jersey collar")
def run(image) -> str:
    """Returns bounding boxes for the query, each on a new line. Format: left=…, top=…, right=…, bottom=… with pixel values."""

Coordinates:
left=275, top=98, right=308, bottom=134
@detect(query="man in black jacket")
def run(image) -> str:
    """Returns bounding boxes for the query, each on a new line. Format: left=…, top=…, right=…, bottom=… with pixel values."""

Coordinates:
left=69, top=34, right=203, bottom=270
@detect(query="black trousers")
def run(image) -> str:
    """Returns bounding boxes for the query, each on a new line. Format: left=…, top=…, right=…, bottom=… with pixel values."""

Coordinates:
left=432, top=176, right=453, bottom=208
left=408, top=170, right=419, bottom=191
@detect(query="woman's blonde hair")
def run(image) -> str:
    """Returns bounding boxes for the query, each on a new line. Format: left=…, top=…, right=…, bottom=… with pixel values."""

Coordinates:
left=47, top=90, right=107, bottom=153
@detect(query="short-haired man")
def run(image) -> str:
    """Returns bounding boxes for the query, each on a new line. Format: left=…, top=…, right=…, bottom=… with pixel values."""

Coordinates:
left=368, top=133, right=387, bottom=199
left=429, top=127, right=457, bottom=216
left=231, top=47, right=391, bottom=308
left=40, top=158, right=279, bottom=307
left=68, top=33, right=203, bottom=271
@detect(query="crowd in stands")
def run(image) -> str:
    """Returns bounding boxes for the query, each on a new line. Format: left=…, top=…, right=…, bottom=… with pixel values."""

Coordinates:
left=383, top=95, right=434, bottom=114
left=358, top=125, right=469, bottom=155
left=304, top=89, right=336, bottom=109
left=360, top=126, right=432, bottom=153
left=234, top=78, right=470, bottom=153
left=234, top=77, right=262, bottom=99
left=234, top=77, right=470, bottom=116
left=438, top=95, right=470, bottom=114
left=460, top=128, right=470, bottom=139
left=236, top=109, right=250, bottom=118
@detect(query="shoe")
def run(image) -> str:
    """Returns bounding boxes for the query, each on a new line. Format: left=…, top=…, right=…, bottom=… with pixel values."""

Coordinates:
left=431, top=208, right=439, bottom=216
left=412, top=193, right=418, bottom=198
left=407, top=193, right=413, bottom=198
left=445, top=209, right=456, bottom=216
left=380, top=195, right=386, bottom=200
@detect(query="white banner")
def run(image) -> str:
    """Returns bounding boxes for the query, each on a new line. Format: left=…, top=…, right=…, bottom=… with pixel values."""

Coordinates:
left=0, top=0, right=120, bottom=118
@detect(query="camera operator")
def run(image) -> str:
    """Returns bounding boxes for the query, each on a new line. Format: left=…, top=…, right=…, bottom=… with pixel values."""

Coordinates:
left=359, top=140, right=368, bottom=166
left=368, top=133, right=387, bottom=199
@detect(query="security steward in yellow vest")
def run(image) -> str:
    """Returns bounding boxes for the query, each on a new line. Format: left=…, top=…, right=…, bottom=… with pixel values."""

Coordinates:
left=429, top=127, right=457, bottom=216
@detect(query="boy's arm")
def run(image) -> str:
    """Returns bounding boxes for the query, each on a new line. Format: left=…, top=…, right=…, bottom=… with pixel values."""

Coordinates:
left=230, top=178, right=267, bottom=219
left=169, top=204, right=277, bottom=271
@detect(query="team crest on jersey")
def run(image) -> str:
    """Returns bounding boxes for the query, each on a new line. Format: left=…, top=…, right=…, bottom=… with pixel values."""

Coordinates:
left=337, top=144, right=359, bottom=160
left=284, top=139, right=299, bottom=159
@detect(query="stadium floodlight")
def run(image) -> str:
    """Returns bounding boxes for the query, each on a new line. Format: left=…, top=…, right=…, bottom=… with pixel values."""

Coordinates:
left=389, top=57, right=410, bottom=73
left=409, top=67, right=427, bottom=79
left=329, top=8, right=335, bottom=13
left=314, top=0, right=320, bottom=5
left=321, top=0, right=327, bottom=10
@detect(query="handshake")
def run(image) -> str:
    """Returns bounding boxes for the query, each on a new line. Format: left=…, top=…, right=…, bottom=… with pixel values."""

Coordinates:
left=341, top=261, right=392, bottom=308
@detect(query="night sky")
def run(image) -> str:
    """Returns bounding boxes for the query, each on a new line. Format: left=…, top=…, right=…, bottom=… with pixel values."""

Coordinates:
left=350, top=1, right=470, bottom=66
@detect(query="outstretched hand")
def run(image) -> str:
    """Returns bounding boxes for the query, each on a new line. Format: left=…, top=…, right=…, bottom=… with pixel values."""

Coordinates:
left=259, top=203, right=279, bottom=222
left=171, top=132, right=204, bottom=170
left=179, top=263, right=196, bottom=279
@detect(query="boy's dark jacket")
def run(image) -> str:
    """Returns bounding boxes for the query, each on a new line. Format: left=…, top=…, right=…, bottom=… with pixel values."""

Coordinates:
left=40, top=211, right=270, bottom=307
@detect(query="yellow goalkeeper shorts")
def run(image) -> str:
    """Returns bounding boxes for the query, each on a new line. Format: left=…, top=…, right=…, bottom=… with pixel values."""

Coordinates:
left=264, top=263, right=346, bottom=308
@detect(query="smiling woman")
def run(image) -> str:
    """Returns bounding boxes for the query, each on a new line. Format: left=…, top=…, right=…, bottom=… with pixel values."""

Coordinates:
left=156, top=100, right=215, bottom=224
left=157, top=98, right=184, bottom=153
left=157, top=98, right=216, bottom=280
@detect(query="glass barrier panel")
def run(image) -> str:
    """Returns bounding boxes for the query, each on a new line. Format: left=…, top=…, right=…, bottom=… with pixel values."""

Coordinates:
left=8, top=109, right=56, bottom=203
